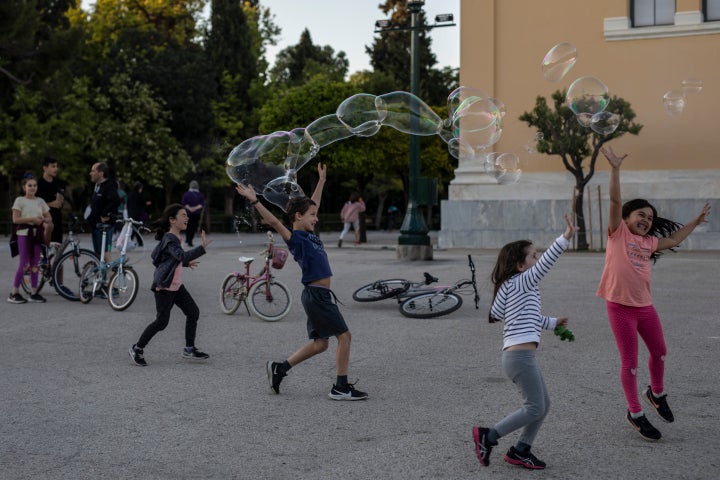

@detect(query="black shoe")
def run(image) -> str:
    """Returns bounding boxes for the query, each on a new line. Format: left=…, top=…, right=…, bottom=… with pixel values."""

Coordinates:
left=129, top=344, right=147, bottom=366
left=7, top=293, right=27, bottom=304
left=266, top=361, right=286, bottom=394
left=472, top=426, right=496, bottom=466
left=182, top=346, right=209, bottom=360
left=337, top=239, right=342, bottom=248
left=625, top=411, right=662, bottom=441
left=328, top=382, right=368, bottom=401
left=503, top=446, right=546, bottom=470
left=643, top=386, right=674, bottom=423
left=29, top=293, right=46, bottom=303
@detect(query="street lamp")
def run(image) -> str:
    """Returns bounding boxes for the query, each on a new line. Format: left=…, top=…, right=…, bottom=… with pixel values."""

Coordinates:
left=374, top=1, right=456, bottom=260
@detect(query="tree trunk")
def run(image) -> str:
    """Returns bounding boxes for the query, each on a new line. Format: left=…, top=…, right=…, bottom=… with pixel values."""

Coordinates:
left=573, top=186, right=589, bottom=251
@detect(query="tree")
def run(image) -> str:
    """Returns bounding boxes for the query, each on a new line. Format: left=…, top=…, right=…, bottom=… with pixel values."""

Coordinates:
left=268, top=28, right=348, bottom=87
left=519, top=90, right=643, bottom=250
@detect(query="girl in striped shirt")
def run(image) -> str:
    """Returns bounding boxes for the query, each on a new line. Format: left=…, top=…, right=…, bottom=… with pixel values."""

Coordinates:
left=473, top=214, right=576, bottom=470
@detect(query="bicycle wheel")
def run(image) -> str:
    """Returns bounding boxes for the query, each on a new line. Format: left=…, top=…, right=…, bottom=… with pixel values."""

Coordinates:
left=220, top=273, right=246, bottom=315
left=21, top=263, right=49, bottom=295
left=79, top=262, right=100, bottom=304
left=399, top=292, right=463, bottom=319
left=352, top=279, right=410, bottom=302
left=108, top=267, right=139, bottom=311
left=248, top=279, right=292, bottom=322
left=53, top=249, right=100, bottom=301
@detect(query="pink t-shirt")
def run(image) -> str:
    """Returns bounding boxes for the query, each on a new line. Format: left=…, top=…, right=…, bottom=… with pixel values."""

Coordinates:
left=596, top=221, right=658, bottom=307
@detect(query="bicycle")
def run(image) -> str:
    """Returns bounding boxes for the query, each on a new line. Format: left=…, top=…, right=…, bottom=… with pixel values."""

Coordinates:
left=219, top=230, right=293, bottom=322
left=78, top=218, right=141, bottom=311
left=114, top=217, right=151, bottom=249
left=352, top=255, right=480, bottom=318
left=21, top=215, right=100, bottom=301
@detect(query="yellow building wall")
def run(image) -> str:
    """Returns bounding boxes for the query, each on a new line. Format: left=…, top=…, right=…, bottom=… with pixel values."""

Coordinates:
left=459, top=0, right=720, bottom=172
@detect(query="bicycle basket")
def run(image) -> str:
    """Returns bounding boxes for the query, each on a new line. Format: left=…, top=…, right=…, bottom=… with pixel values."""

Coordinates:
left=272, top=248, right=288, bottom=269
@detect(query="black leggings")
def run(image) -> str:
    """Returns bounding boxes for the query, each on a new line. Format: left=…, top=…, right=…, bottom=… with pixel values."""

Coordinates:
left=137, top=285, right=199, bottom=348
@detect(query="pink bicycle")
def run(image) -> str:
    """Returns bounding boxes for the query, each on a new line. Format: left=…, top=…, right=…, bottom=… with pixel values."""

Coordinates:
left=219, top=231, right=292, bottom=322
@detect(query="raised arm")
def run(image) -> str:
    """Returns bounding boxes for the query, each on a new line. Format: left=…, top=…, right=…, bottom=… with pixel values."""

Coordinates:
left=310, top=163, right=326, bottom=208
left=601, top=145, right=628, bottom=233
left=656, top=203, right=711, bottom=251
left=235, top=183, right=291, bottom=241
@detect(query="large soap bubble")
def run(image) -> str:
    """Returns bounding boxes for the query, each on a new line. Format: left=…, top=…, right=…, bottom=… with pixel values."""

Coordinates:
left=542, top=42, right=577, bottom=82
left=566, top=76, right=610, bottom=116
left=226, top=86, right=514, bottom=211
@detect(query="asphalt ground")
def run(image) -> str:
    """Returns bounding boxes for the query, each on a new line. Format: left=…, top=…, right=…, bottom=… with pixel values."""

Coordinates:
left=1, top=230, right=719, bottom=479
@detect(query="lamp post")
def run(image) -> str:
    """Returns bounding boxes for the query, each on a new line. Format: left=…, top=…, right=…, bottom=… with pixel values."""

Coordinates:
left=375, top=1, right=456, bottom=260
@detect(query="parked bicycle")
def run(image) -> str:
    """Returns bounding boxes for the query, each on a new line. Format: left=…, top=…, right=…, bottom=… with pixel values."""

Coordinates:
left=78, top=218, right=141, bottom=311
left=21, top=215, right=100, bottom=301
left=219, top=229, right=293, bottom=322
left=114, top=217, right=151, bottom=249
left=352, top=255, right=480, bottom=318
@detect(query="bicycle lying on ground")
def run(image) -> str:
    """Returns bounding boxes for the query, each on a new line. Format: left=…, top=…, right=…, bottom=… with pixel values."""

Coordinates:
left=21, top=215, right=100, bottom=301
left=219, top=229, right=292, bottom=322
left=352, top=255, right=480, bottom=318
left=78, top=218, right=142, bottom=311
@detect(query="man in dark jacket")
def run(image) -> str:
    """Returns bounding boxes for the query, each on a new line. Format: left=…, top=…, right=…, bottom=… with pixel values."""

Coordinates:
left=88, top=162, right=120, bottom=258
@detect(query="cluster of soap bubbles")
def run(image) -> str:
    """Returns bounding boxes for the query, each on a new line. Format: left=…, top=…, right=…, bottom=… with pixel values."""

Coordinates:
left=226, top=87, right=508, bottom=210
left=663, top=78, right=703, bottom=115
left=541, top=42, right=620, bottom=136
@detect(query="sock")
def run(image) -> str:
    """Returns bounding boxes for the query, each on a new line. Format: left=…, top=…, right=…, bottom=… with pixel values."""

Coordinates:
left=336, top=375, right=348, bottom=388
left=487, top=428, right=499, bottom=444
left=185, top=346, right=194, bottom=352
left=652, top=390, right=666, bottom=398
left=281, top=360, right=292, bottom=374
left=631, top=411, right=644, bottom=419
left=516, top=441, right=531, bottom=453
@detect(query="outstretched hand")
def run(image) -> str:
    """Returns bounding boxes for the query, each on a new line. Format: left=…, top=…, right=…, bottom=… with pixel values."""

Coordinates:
left=235, top=183, right=257, bottom=202
left=317, top=162, right=327, bottom=182
left=200, top=230, right=212, bottom=249
left=600, top=145, right=627, bottom=168
left=563, top=213, right=579, bottom=240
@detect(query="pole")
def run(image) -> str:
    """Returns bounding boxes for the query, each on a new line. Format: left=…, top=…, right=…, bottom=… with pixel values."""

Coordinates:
left=398, top=1, right=431, bottom=259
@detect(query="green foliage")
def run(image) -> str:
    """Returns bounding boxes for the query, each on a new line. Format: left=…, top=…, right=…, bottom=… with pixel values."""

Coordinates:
left=269, top=29, right=348, bottom=86
left=554, top=325, right=575, bottom=342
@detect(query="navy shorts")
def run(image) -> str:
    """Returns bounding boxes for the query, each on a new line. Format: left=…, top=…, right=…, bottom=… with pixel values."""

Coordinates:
left=301, top=285, right=349, bottom=340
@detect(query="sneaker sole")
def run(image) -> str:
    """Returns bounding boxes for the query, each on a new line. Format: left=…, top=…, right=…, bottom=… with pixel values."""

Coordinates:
left=642, top=388, right=674, bottom=423
left=328, top=392, right=368, bottom=401
left=472, top=426, right=489, bottom=466
left=266, top=361, right=279, bottom=394
left=128, top=347, right=147, bottom=367
left=624, top=415, right=661, bottom=441
left=182, top=355, right=209, bottom=360
left=503, top=455, right=545, bottom=470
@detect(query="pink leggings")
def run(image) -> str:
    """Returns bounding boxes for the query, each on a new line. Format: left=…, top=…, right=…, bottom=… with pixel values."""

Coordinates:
left=606, top=301, right=667, bottom=414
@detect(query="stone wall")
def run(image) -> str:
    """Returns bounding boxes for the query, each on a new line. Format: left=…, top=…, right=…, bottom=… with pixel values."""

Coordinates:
left=439, top=170, right=720, bottom=250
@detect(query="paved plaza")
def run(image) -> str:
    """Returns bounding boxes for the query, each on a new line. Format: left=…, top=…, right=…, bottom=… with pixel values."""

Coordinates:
left=2, top=231, right=719, bottom=479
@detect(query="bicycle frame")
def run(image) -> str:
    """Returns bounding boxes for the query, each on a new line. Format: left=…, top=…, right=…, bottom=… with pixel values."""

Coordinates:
left=233, top=231, right=278, bottom=305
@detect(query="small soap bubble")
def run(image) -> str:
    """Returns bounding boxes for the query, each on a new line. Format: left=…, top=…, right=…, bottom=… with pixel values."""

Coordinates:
left=542, top=42, right=577, bottom=82
left=663, top=90, right=686, bottom=115
left=590, top=111, right=620, bottom=136
left=680, top=78, right=702, bottom=95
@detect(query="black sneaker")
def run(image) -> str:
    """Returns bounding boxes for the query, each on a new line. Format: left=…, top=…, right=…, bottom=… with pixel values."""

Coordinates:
left=503, top=446, right=546, bottom=470
left=29, top=293, right=46, bottom=303
left=625, top=411, right=662, bottom=441
left=643, top=386, right=674, bottom=423
left=472, top=426, right=497, bottom=466
left=7, top=293, right=27, bottom=304
left=328, top=382, right=368, bottom=401
left=266, top=361, right=286, bottom=394
left=128, top=344, right=147, bottom=366
left=182, top=347, right=209, bottom=360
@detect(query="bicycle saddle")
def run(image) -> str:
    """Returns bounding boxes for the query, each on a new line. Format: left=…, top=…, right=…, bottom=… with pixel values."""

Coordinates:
left=423, top=272, right=438, bottom=285
left=238, top=256, right=254, bottom=264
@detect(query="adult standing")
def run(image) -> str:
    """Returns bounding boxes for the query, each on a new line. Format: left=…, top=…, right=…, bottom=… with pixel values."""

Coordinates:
left=127, top=181, right=150, bottom=223
left=36, top=157, right=66, bottom=247
left=181, top=180, right=205, bottom=247
left=338, top=192, right=365, bottom=248
left=87, top=162, right=120, bottom=259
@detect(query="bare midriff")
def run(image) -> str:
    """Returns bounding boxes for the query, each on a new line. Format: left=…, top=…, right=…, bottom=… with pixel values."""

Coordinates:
left=505, top=342, right=538, bottom=351
left=309, top=278, right=331, bottom=288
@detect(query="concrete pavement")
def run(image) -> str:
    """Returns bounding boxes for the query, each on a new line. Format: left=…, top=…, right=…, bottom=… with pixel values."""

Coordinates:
left=1, top=231, right=719, bottom=479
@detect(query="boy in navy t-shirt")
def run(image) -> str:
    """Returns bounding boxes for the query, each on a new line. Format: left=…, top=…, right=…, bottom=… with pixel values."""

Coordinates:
left=235, top=164, right=368, bottom=401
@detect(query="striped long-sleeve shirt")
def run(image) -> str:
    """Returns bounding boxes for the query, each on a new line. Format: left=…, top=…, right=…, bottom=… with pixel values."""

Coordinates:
left=490, top=235, right=570, bottom=350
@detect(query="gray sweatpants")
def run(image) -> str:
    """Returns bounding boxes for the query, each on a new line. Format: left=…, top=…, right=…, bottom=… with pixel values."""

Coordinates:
left=493, top=349, right=551, bottom=447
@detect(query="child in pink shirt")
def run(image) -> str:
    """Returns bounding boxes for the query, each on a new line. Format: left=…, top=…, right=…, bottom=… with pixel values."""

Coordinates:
left=597, top=145, right=710, bottom=441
